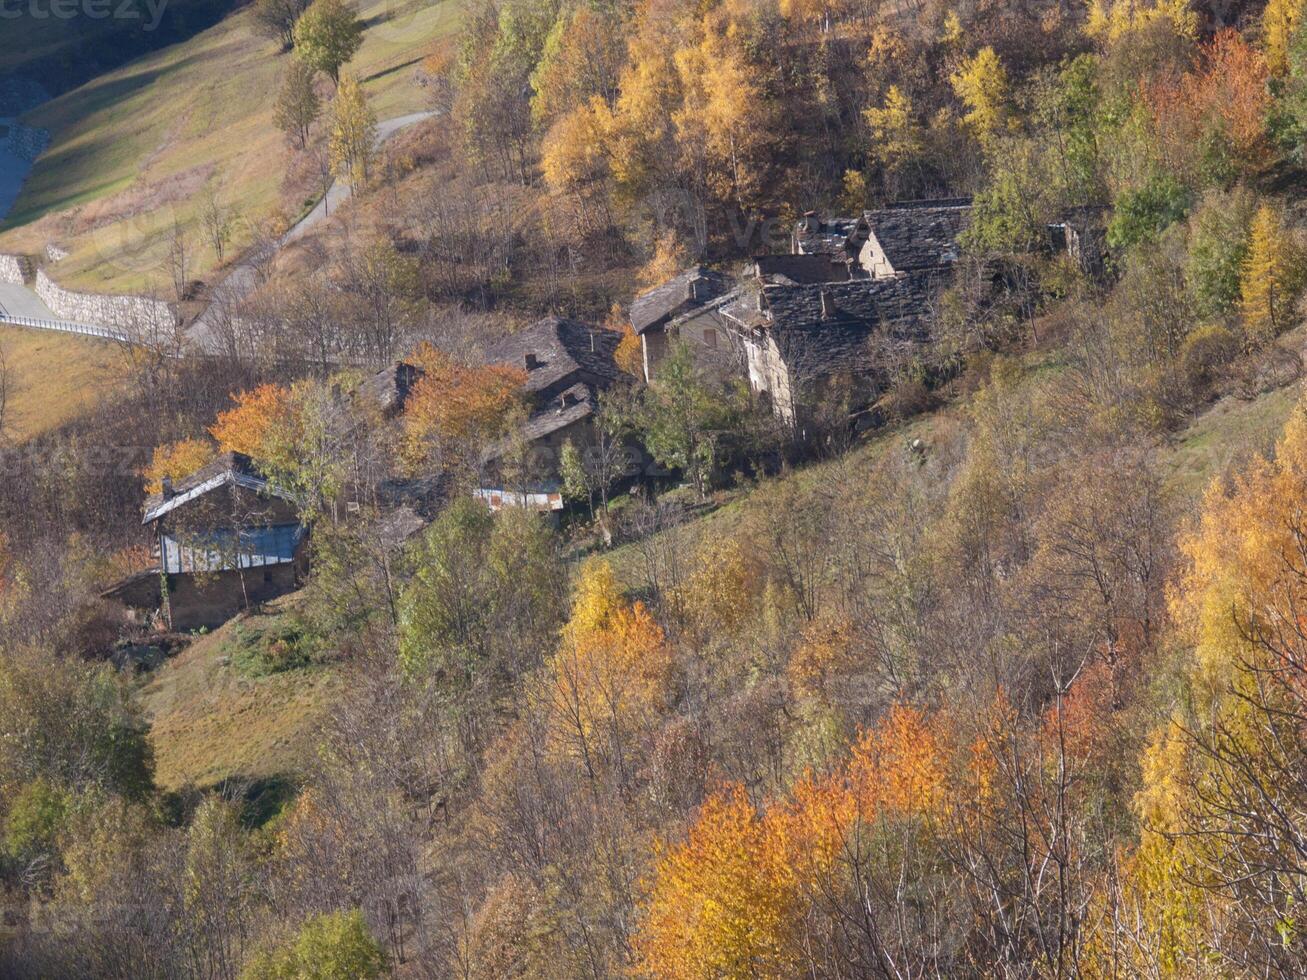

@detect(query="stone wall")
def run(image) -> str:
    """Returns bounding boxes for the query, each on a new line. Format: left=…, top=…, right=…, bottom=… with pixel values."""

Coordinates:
left=0, top=253, right=26, bottom=285
left=35, top=269, right=176, bottom=329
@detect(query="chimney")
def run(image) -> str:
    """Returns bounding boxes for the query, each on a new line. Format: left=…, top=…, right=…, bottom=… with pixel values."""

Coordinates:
left=820, top=290, right=836, bottom=319
left=161, top=476, right=175, bottom=499
left=525, top=352, right=540, bottom=370
left=687, top=275, right=703, bottom=302
left=590, top=331, right=596, bottom=353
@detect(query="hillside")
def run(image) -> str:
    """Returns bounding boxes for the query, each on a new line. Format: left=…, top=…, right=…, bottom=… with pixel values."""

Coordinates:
left=139, top=601, right=345, bottom=792
left=12, top=1, right=1307, bottom=977
left=0, top=0, right=242, bottom=95
left=0, top=0, right=457, bottom=293
left=0, top=324, right=125, bottom=441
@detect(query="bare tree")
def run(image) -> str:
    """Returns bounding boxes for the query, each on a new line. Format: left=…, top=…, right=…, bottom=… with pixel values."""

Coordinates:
left=201, top=188, right=235, bottom=266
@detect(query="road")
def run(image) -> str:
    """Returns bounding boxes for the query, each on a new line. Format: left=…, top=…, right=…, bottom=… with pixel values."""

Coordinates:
left=0, top=111, right=436, bottom=349
left=0, top=280, right=57, bottom=320
left=187, top=110, right=435, bottom=353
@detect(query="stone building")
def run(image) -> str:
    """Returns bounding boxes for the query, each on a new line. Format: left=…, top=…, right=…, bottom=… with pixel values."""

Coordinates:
left=478, top=316, right=625, bottom=508
left=103, top=452, right=307, bottom=631
left=718, top=271, right=942, bottom=424
left=795, top=198, right=972, bottom=280
left=630, top=266, right=737, bottom=382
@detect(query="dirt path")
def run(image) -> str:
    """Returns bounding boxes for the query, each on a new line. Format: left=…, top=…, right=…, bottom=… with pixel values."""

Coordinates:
left=187, top=110, right=435, bottom=354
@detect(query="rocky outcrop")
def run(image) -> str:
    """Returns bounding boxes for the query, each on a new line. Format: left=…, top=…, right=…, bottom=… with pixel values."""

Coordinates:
left=0, top=253, right=30, bottom=284
left=35, top=269, right=176, bottom=329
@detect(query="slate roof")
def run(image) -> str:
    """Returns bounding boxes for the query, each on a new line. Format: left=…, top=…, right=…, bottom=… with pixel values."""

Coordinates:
left=355, top=361, right=422, bottom=416
left=723, top=272, right=942, bottom=380
left=753, top=254, right=852, bottom=285
left=482, top=316, right=621, bottom=395
left=861, top=199, right=971, bottom=273
left=630, top=266, right=734, bottom=335
left=142, top=452, right=296, bottom=524
left=794, top=215, right=862, bottom=257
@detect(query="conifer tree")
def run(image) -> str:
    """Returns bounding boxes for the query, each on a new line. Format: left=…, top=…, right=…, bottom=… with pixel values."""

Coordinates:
left=329, top=73, right=377, bottom=194
left=1240, top=203, right=1304, bottom=342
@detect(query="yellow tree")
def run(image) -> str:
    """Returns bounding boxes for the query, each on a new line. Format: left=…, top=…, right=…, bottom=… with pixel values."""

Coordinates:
left=209, top=384, right=293, bottom=461
left=544, top=560, right=673, bottom=771
left=1114, top=397, right=1307, bottom=974
left=674, top=12, right=768, bottom=210
left=634, top=785, right=801, bottom=979
left=950, top=47, right=1010, bottom=146
left=400, top=343, right=527, bottom=472
left=606, top=19, right=681, bottom=202
left=143, top=437, right=214, bottom=494
left=863, top=85, right=924, bottom=174
left=1085, top=0, right=1199, bottom=45
left=329, top=72, right=377, bottom=194
left=1264, top=0, right=1306, bottom=76
left=1240, top=203, right=1304, bottom=343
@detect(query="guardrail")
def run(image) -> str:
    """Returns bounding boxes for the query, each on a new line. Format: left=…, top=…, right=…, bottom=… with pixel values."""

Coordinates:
left=0, top=312, right=130, bottom=343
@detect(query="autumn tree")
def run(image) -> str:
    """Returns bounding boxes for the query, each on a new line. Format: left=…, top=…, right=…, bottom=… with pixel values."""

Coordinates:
left=329, top=72, right=377, bottom=193
left=634, top=785, right=801, bottom=979
left=1085, top=0, right=1199, bottom=45
left=1264, top=0, right=1305, bottom=76
left=142, top=437, right=213, bottom=494
left=292, top=0, right=363, bottom=86
left=863, top=85, right=925, bottom=190
left=1240, top=201, right=1304, bottom=342
left=400, top=343, right=527, bottom=475
left=209, top=383, right=292, bottom=462
left=1116, top=394, right=1307, bottom=974
left=673, top=9, right=770, bottom=210
left=951, top=47, right=1010, bottom=147
left=274, top=57, right=321, bottom=149
left=541, top=560, right=673, bottom=784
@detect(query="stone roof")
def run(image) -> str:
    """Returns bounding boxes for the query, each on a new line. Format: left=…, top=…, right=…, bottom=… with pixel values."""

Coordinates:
left=482, top=316, right=620, bottom=396
left=724, top=272, right=942, bottom=380
left=142, top=452, right=295, bottom=524
left=862, top=199, right=971, bottom=273
left=794, top=215, right=862, bottom=257
left=355, top=361, right=422, bottom=416
left=630, top=266, right=734, bottom=335
left=753, top=254, right=852, bottom=285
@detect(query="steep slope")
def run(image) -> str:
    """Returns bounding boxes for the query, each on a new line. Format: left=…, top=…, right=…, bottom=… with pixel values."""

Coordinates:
left=0, top=0, right=457, bottom=293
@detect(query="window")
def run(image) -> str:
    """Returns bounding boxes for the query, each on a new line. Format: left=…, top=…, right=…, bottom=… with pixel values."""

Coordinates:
left=703, top=327, right=718, bottom=350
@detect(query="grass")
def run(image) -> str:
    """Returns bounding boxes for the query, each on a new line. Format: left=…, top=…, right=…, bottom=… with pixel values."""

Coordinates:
left=0, top=0, right=459, bottom=294
left=1163, top=383, right=1301, bottom=502
left=140, top=599, right=345, bottom=791
left=0, top=324, right=125, bottom=441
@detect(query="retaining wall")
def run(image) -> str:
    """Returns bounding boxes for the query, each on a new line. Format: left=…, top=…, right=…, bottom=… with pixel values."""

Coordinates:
left=35, top=269, right=176, bottom=329
left=0, top=253, right=25, bottom=284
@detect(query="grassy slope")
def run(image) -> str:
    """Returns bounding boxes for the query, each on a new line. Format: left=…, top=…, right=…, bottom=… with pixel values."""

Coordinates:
left=0, top=324, right=125, bottom=441
left=0, top=0, right=457, bottom=293
left=128, top=345, right=1306, bottom=791
left=140, top=602, right=344, bottom=791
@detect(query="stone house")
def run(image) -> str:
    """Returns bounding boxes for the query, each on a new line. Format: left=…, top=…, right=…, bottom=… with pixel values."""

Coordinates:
left=718, top=271, right=943, bottom=425
left=630, top=266, right=738, bottom=382
left=104, top=452, right=307, bottom=631
left=478, top=316, right=625, bottom=507
left=795, top=198, right=972, bottom=280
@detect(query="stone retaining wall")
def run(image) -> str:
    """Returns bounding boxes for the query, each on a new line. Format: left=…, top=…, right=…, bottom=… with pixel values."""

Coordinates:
left=35, top=269, right=176, bottom=329
left=0, top=253, right=29, bottom=284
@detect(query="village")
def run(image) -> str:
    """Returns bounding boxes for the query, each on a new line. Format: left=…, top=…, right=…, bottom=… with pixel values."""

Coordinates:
left=83, top=196, right=1107, bottom=631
